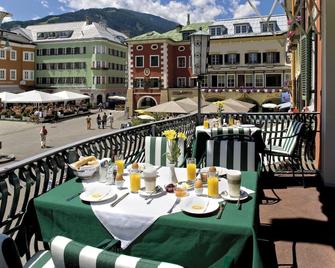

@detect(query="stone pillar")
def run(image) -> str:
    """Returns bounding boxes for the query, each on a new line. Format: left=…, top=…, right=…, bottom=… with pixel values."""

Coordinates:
left=321, top=0, right=335, bottom=187
left=126, top=88, right=134, bottom=117
left=160, top=89, right=168, bottom=103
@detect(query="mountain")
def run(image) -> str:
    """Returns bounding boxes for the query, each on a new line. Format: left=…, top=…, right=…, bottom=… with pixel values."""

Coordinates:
left=2, top=7, right=178, bottom=37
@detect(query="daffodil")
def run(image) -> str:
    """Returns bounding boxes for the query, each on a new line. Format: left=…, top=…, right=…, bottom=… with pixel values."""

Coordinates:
left=162, top=129, right=176, bottom=141
left=177, top=132, right=187, bottom=140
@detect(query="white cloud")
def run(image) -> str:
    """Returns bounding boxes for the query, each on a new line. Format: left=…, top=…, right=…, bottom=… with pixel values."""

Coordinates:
left=41, top=0, right=49, bottom=8
left=32, top=16, right=41, bottom=20
left=58, top=0, right=225, bottom=24
left=230, top=0, right=260, bottom=19
left=59, top=6, right=66, bottom=12
left=0, top=6, right=13, bottom=22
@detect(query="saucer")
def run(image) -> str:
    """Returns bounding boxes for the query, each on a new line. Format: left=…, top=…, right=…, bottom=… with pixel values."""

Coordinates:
left=221, top=190, right=248, bottom=202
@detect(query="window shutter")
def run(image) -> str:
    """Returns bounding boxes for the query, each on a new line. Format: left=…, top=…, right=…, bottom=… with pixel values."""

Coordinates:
left=245, top=53, right=249, bottom=64
left=224, top=54, right=228, bottom=64
left=257, top=53, right=262, bottom=63
left=300, top=33, right=312, bottom=104
left=219, top=55, right=223, bottom=65
left=236, top=54, right=240, bottom=64
left=262, top=53, right=267, bottom=63
left=276, top=52, right=280, bottom=63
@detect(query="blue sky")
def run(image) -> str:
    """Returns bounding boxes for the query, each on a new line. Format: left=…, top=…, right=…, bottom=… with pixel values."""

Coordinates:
left=0, top=0, right=285, bottom=24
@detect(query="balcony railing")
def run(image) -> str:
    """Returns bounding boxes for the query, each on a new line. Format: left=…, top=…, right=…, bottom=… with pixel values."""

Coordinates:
left=0, top=112, right=318, bottom=260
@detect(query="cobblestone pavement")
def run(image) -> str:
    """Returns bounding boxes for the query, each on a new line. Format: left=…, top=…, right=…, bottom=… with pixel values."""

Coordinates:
left=0, top=110, right=129, bottom=167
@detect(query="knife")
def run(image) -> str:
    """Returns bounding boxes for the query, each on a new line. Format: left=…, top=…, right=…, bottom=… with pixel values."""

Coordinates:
left=216, top=201, right=226, bottom=219
left=110, top=192, right=129, bottom=207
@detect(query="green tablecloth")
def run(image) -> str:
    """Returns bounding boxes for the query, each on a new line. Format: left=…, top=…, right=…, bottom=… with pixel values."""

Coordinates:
left=34, top=173, right=263, bottom=268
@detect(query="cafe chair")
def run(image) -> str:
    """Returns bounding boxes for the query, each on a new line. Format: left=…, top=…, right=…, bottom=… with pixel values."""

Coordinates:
left=0, top=234, right=183, bottom=268
left=263, top=120, right=305, bottom=182
left=206, top=137, right=260, bottom=171
left=145, top=136, right=185, bottom=167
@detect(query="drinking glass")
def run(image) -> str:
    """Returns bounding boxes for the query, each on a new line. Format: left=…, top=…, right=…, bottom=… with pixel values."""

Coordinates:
left=115, top=153, right=124, bottom=175
left=186, top=158, right=196, bottom=181
left=130, top=169, right=141, bottom=193
left=207, top=171, right=219, bottom=198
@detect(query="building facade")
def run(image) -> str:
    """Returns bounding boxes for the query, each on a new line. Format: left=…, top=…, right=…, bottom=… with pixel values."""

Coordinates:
left=127, top=20, right=210, bottom=115
left=0, top=30, right=35, bottom=93
left=205, top=15, right=291, bottom=110
left=14, top=20, right=127, bottom=105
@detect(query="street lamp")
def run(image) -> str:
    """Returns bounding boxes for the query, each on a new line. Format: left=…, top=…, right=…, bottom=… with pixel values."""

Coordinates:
left=190, top=29, right=210, bottom=123
left=0, top=10, right=12, bottom=51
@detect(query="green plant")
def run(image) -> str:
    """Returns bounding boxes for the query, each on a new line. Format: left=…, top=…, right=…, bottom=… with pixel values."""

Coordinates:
left=131, top=118, right=143, bottom=126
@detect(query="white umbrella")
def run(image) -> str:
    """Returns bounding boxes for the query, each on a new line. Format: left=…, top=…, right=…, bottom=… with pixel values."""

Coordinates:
left=138, top=115, right=155, bottom=120
left=108, top=96, right=126, bottom=101
left=7, top=90, right=62, bottom=103
left=0, top=92, right=17, bottom=103
left=145, top=101, right=190, bottom=114
left=53, top=91, right=90, bottom=101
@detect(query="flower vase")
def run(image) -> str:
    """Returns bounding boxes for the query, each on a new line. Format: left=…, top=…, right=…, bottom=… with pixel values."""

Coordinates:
left=167, top=163, right=178, bottom=184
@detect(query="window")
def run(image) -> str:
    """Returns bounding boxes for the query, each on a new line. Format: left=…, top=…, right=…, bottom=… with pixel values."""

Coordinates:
left=0, top=69, right=5, bottom=80
left=149, top=78, right=160, bottom=88
left=210, top=26, right=226, bottom=36
left=261, top=22, right=277, bottom=32
left=177, top=77, right=186, bottom=87
left=245, top=74, right=253, bottom=87
left=151, top=44, right=158, bottom=50
left=189, top=78, right=196, bottom=87
left=284, top=73, right=291, bottom=86
left=10, top=69, right=16, bottom=80
left=225, top=53, right=240, bottom=65
left=23, top=51, right=34, bottom=61
left=263, top=52, right=280, bottom=64
left=245, top=53, right=261, bottom=64
left=10, top=50, right=17, bottom=61
left=266, top=74, right=282, bottom=87
left=0, top=49, right=6, bottom=59
left=209, top=54, right=223, bottom=65
left=23, top=70, right=34, bottom=81
left=255, top=74, right=264, bottom=87
left=234, top=24, right=251, bottom=34
left=136, top=45, right=143, bottom=51
left=134, top=78, right=144, bottom=88
left=227, top=74, right=235, bottom=88
left=177, top=56, right=186, bottom=68
left=182, top=32, right=191, bottom=41
left=150, top=55, right=159, bottom=67
left=135, top=56, right=144, bottom=68
left=211, top=75, right=225, bottom=88
left=178, top=46, right=185, bottom=52
left=36, top=30, right=73, bottom=40
left=201, top=75, right=208, bottom=87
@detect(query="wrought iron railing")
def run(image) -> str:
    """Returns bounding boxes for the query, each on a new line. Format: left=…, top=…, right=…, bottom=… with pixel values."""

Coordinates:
left=0, top=112, right=318, bottom=261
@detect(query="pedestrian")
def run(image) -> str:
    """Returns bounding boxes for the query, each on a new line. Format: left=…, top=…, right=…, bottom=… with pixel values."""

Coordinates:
left=97, top=114, right=101, bottom=129
left=102, top=112, right=107, bottom=129
left=107, top=112, right=114, bottom=129
left=86, top=115, right=91, bottom=130
left=98, top=102, right=103, bottom=112
left=40, top=125, right=48, bottom=149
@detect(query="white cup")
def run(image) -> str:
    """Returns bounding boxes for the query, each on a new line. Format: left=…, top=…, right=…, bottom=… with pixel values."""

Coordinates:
left=143, top=168, right=157, bottom=193
left=227, top=170, right=241, bottom=198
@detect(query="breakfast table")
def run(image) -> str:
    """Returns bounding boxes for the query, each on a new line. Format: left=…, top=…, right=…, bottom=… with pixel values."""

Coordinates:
left=193, top=125, right=265, bottom=163
left=32, top=167, right=263, bottom=268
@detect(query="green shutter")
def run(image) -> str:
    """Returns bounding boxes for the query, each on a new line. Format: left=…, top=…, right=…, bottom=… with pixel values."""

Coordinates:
left=300, top=32, right=312, bottom=105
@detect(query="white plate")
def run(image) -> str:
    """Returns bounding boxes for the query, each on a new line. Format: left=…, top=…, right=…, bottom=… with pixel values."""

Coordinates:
left=201, top=167, right=228, bottom=177
left=221, top=190, right=249, bottom=202
left=80, top=187, right=116, bottom=203
left=179, top=196, right=219, bottom=215
left=177, top=181, right=194, bottom=191
left=240, top=124, right=255, bottom=128
left=139, top=188, right=165, bottom=198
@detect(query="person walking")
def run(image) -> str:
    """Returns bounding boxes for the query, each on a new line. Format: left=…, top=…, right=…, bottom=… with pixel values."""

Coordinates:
left=86, top=115, right=92, bottom=130
left=40, top=125, right=48, bottom=149
left=107, top=112, right=114, bottom=129
left=98, top=102, right=103, bottom=112
left=102, top=112, right=107, bottom=129
left=97, top=114, right=101, bottom=129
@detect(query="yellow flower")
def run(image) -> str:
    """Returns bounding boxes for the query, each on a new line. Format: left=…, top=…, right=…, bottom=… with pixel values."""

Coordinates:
left=215, top=100, right=225, bottom=108
left=162, top=129, right=176, bottom=141
left=177, top=132, right=187, bottom=140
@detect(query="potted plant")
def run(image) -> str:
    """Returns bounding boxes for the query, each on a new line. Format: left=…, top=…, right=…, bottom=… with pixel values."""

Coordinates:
left=0, top=111, right=6, bottom=119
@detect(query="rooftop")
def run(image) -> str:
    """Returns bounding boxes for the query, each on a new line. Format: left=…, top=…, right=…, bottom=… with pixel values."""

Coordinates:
left=12, top=21, right=128, bottom=44
left=0, top=28, right=35, bottom=45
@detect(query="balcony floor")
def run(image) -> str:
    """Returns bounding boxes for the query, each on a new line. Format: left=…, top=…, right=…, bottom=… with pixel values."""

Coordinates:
left=259, top=176, right=335, bottom=267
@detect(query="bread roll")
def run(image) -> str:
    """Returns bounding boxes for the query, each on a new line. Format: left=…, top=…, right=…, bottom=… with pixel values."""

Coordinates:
left=72, top=156, right=96, bottom=170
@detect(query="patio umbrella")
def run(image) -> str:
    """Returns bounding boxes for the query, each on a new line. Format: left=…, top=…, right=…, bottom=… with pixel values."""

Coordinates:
left=108, top=96, right=126, bottom=101
left=176, top=97, right=208, bottom=109
left=144, top=101, right=190, bottom=114
left=53, top=91, right=90, bottom=101
left=201, top=102, right=243, bottom=113
left=138, top=115, right=155, bottom=120
left=0, top=92, right=17, bottom=103
left=223, top=99, right=255, bottom=111
left=7, top=90, right=63, bottom=104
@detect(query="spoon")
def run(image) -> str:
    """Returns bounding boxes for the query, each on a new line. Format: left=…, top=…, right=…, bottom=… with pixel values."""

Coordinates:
left=145, top=185, right=162, bottom=201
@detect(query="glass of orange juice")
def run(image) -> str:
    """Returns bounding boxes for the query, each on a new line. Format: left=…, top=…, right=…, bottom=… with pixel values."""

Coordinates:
left=115, top=153, right=124, bottom=175
left=207, top=171, right=219, bottom=198
left=203, top=117, right=209, bottom=129
left=186, top=158, right=197, bottom=181
left=130, top=169, right=141, bottom=193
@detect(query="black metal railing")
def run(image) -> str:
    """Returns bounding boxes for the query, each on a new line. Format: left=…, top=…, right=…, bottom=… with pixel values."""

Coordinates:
left=0, top=112, right=318, bottom=261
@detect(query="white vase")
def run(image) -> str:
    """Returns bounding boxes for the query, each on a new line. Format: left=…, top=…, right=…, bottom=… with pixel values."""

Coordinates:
left=167, top=163, right=178, bottom=184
